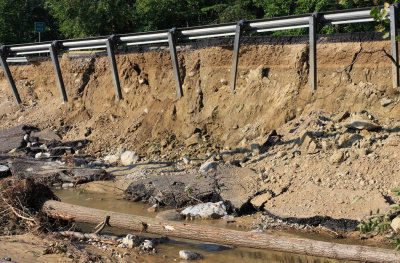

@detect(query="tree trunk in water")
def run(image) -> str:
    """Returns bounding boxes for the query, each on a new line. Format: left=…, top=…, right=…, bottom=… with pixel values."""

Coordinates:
left=42, top=200, right=400, bottom=263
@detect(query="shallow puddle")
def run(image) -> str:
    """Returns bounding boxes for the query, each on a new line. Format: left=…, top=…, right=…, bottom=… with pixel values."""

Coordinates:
left=55, top=189, right=357, bottom=263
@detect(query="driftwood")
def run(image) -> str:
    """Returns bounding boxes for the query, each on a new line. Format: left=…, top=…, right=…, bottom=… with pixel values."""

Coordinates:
left=42, top=200, right=400, bottom=263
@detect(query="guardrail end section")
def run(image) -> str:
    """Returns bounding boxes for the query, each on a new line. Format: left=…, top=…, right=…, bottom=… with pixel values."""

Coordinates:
left=0, top=45, right=21, bottom=104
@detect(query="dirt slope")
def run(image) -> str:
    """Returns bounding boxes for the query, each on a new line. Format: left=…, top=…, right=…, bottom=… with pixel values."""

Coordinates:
left=1, top=33, right=400, bottom=222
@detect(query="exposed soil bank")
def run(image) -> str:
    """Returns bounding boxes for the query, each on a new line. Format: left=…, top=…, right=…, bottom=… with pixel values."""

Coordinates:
left=1, top=32, right=400, bottom=240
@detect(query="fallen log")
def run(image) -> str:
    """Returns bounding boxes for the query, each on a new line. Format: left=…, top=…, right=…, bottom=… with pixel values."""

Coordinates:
left=42, top=200, right=400, bottom=263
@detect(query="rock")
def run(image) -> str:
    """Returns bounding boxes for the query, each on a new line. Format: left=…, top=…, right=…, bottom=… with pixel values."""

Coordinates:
left=35, top=152, right=51, bottom=159
left=0, top=165, right=11, bottom=178
left=185, top=133, right=201, bottom=147
left=62, top=183, right=74, bottom=188
left=338, top=134, right=363, bottom=148
left=140, top=240, right=154, bottom=251
left=179, top=250, right=203, bottom=260
left=104, top=154, right=119, bottom=164
left=220, top=78, right=228, bottom=85
left=332, top=111, right=350, bottom=123
left=147, top=204, right=159, bottom=213
left=380, top=98, right=393, bottom=107
left=250, top=192, right=273, bottom=210
left=31, top=128, right=62, bottom=143
left=251, top=144, right=260, bottom=154
left=391, top=217, right=400, bottom=233
left=181, top=201, right=227, bottom=219
left=182, top=157, right=190, bottom=165
left=199, top=159, right=218, bottom=172
left=276, top=151, right=286, bottom=158
left=329, top=150, right=347, bottom=165
left=260, top=130, right=280, bottom=153
left=122, top=234, right=141, bottom=249
left=120, top=151, right=140, bottom=166
left=299, top=131, right=320, bottom=154
left=345, top=117, right=381, bottom=131
left=156, top=209, right=185, bottom=221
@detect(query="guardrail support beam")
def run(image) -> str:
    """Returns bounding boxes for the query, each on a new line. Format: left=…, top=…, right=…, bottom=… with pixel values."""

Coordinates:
left=106, top=35, right=123, bottom=101
left=309, top=13, right=318, bottom=93
left=0, top=46, right=21, bottom=104
left=168, top=28, right=183, bottom=99
left=391, top=4, right=400, bottom=88
left=230, top=20, right=245, bottom=94
left=49, top=41, right=68, bottom=103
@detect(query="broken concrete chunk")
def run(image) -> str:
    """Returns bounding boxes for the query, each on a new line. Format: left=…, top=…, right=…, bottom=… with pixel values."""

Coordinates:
left=181, top=201, right=227, bottom=219
left=345, top=117, right=381, bottom=131
left=0, top=125, right=38, bottom=153
left=120, top=151, right=140, bottom=166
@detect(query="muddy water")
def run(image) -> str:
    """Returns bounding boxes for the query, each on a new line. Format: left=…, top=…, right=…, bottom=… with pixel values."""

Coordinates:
left=55, top=189, right=356, bottom=263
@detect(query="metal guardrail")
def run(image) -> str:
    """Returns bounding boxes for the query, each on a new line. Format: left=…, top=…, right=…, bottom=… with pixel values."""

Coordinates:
left=0, top=5, right=398, bottom=105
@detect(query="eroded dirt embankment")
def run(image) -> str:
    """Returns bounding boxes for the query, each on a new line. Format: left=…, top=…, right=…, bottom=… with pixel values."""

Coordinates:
left=1, top=33, right=400, bottom=227
left=0, top=33, right=398, bottom=159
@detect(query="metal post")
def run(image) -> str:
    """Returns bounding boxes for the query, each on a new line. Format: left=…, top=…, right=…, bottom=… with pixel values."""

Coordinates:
left=230, top=20, right=245, bottom=94
left=49, top=41, right=68, bottom=103
left=0, top=46, right=21, bottom=104
left=390, top=3, right=399, bottom=88
left=309, top=13, right=318, bottom=93
left=168, top=28, right=183, bottom=98
left=106, top=35, right=123, bottom=100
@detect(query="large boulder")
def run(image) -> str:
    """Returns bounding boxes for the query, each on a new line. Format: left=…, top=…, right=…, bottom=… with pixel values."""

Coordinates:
left=181, top=201, right=227, bottom=219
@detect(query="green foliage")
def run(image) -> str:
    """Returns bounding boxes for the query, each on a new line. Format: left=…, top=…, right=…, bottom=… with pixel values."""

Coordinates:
left=184, top=184, right=193, bottom=196
left=357, top=188, right=400, bottom=250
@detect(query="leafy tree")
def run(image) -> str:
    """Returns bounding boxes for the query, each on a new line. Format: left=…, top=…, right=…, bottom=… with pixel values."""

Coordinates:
left=45, top=0, right=136, bottom=38
left=0, top=0, right=55, bottom=44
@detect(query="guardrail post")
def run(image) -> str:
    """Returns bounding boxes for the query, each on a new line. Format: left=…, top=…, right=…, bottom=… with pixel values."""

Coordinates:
left=106, top=35, right=123, bottom=100
left=391, top=3, right=399, bottom=88
left=309, top=13, right=318, bottom=93
left=230, top=20, right=245, bottom=94
left=0, top=46, right=21, bottom=104
left=168, top=28, right=183, bottom=99
left=49, top=41, right=68, bottom=103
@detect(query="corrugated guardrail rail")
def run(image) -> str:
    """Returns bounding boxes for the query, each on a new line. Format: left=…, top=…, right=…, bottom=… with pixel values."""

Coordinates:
left=0, top=5, right=399, bottom=105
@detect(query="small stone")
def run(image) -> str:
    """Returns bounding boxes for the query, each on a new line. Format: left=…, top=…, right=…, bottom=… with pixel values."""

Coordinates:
left=147, top=204, right=159, bottom=213
left=182, top=157, right=190, bottom=165
left=104, top=154, right=119, bottom=164
left=140, top=240, right=154, bottom=251
left=299, top=131, right=320, bottom=154
left=380, top=98, right=393, bottom=107
left=333, top=111, right=350, bottom=123
left=185, top=133, right=201, bottom=147
left=35, top=152, right=51, bottom=159
left=276, top=151, right=286, bottom=158
left=143, top=108, right=149, bottom=114
left=120, top=151, right=140, bottom=166
left=199, top=159, right=218, bottom=172
left=220, top=79, right=228, bottom=85
left=391, top=217, right=400, bottom=233
left=329, top=150, right=346, bottom=165
left=122, top=234, right=141, bottom=249
left=179, top=250, right=203, bottom=260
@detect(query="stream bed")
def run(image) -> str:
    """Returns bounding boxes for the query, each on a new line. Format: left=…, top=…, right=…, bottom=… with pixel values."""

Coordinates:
left=55, top=188, right=356, bottom=263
